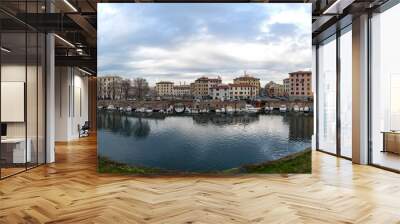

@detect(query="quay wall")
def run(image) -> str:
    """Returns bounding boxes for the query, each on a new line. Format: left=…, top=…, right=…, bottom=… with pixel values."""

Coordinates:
left=97, top=99, right=313, bottom=111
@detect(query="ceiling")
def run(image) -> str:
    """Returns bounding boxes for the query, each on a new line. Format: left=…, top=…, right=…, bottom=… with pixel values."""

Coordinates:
left=0, top=0, right=393, bottom=74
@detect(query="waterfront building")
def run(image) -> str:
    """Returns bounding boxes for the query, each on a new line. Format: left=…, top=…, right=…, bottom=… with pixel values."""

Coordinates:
left=228, top=83, right=257, bottom=100
left=288, top=71, right=312, bottom=100
left=193, top=76, right=222, bottom=99
left=265, top=81, right=285, bottom=97
left=97, top=75, right=124, bottom=100
left=233, top=73, right=261, bottom=96
left=173, top=85, right=191, bottom=97
left=210, top=84, right=230, bottom=101
left=156, top=81, right=174, bottom=96
left=283, top=78, right=290, bottom=96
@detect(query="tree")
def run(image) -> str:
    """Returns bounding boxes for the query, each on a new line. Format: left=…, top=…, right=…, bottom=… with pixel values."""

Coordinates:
left=121, top=79, right=132, bottom=100
left=132, top=78, right=149, bottom=100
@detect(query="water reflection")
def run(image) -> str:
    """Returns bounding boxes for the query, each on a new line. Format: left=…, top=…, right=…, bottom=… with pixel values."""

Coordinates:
left=97, top=110, right=313, bottom=172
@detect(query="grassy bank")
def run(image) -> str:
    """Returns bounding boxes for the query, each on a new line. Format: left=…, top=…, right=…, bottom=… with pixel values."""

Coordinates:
left=241, top=148, right=311, bottom=174
left=98, top=148, right=311, bottom=175
left=98, top=156, right=164, bottom=174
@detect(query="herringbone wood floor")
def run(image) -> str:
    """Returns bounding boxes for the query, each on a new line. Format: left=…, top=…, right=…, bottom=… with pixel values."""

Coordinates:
left=1, top=135, right=400, bottom=224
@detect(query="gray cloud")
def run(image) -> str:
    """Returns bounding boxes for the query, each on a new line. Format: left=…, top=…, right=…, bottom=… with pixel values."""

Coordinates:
left=98, top=3, right=311, bottom=86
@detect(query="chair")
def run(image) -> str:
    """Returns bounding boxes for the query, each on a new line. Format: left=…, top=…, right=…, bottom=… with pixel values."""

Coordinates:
left=78, top=121, right=90, bottom=138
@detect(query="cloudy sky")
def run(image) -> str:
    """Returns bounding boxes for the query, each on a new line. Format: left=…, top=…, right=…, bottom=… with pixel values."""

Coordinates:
left=98, top=3, right=311, bottom=86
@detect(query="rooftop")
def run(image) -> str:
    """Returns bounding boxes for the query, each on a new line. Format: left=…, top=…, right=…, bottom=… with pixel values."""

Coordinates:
left=289, top=71, right=312, bottom=75
left=234, top=75, right=260, bottom=81
left=156, top=81, right=174, bottom=85
left=229, top=83, right=256, bottom=88
left=210, top=84, right=230, bottom=89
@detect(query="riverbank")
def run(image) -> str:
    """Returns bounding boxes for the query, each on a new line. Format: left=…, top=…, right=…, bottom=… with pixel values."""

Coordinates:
left=98, top=148, right=311, bottom=175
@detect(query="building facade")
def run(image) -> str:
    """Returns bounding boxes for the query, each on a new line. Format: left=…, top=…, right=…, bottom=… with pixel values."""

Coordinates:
left=156, top=81, right=174, bottom=96
left=229, top=83, right=257, bottom=100
left=233, top=74, right=260, bottom=96
left=173, top=85, right=191, bottom=97
left=210, top=84, right=230, bottom=101
left=97, top=76, right=123, bottom=100
left=288, top=71, right=312, bottom=100
left=283, top=78, right=290, bottom=96
left=192, top=76, right=222, bottom=99
left=265, top=81, right=285, bottom=97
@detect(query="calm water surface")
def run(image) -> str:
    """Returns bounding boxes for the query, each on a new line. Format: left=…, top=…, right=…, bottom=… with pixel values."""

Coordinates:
left=98, top=111, right=313, bottom=172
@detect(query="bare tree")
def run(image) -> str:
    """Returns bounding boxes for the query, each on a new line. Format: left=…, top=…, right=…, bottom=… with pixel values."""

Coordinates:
left=132, top=78, right=149, bottom=100
left=121, top=79, right=132, bottom=100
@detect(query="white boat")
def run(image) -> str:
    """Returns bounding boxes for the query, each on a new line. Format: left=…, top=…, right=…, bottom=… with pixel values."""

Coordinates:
left=299, top=107, right=304, bottom=112
left=245, top=104, right=259, bottom=113
left=119, top=107, right=124, bottom=111
left=166, top=105, right=174, bottom=113
left=107, top=105, right=115, bottom=110
left=185, top=107, right=191, bottom=113
left=215, top=109, right=222, bottom=113
left=145, top=109, right=153, bottom=113
left=97, top=106, right=103, bottom=110
left=200, top=109, right=209, bottom=113
left=125, top=106, right=132, bottom=112
left=293, top=105, right=299, bottom=112
left=221, top=108, right=226, bottom=113
left=226, top=106, right=234, bottom=114
left=174, top=105, right=185, bottom=113
left=264, top=106, right=271, bottom=112
left=191, top=109, right=199, bottom=114
left=137, top=107, right=145, bottom=113
left=304, top=106, right=310, bottom=113
left=279, top=105, right=287, bottom=112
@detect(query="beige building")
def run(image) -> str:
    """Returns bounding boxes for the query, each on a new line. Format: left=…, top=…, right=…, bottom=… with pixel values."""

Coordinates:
left=173, top=85, right=191, bottom=97
left=192, top=76, right=222, bottom=99
left=156, top=81, right=174, bottom=96
left=233, top=74, right=260, bottom=96
left=229, top=83, right=257, bottom=100
left=97, top=75, right=123, bottom=100
left=283, top=78, right=290, bottom=96
left=265, top=81, right=285, bottom=97
left=288, top=71, right=312, bottom=99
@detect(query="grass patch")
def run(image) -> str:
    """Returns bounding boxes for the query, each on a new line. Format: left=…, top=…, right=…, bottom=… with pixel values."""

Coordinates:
left=98, top=148, right=311, bottom=175
left=242, top=148, right=311, bottom=174
left=98, top=156, right=163, bottom=174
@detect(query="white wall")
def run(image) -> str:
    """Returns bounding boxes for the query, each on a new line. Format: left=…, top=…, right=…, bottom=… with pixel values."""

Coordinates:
left=55, top=67, right=89, bottom=141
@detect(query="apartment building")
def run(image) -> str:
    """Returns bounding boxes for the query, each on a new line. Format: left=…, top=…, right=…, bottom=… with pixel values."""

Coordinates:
left=173, top=85, right=191, bottom=97
left=229, top=83, right=257, bottom=100
left=210, top=84, right=230, bottom=101
left=97, top=76, right=123, bottom=100
left=265, top=81, right=285, bottom=97
left=283, top=78, right=290, bottom=96
left=233, top=74, right=260, bottom=96
left=192, top=76, right=222, bottom=99
left=156, top=81, right=174, bottom=96
left=288, top=71, right=312, bottom=100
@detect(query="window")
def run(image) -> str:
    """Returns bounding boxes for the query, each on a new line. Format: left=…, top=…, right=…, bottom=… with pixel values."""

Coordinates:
left=370, top=4, right=400, bottom=171
left=317, top=35, right=337, bottom=154
left=0, top=4, right=46, bottom=179
left=340, top=27, right=352, bottom=158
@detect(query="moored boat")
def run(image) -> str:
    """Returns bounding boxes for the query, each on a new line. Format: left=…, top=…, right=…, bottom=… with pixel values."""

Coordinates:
left=279, top=105, right=287, bottom=112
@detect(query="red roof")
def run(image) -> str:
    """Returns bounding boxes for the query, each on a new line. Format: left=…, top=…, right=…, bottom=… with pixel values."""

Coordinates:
left=211, top=84, right=229, bottom=89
